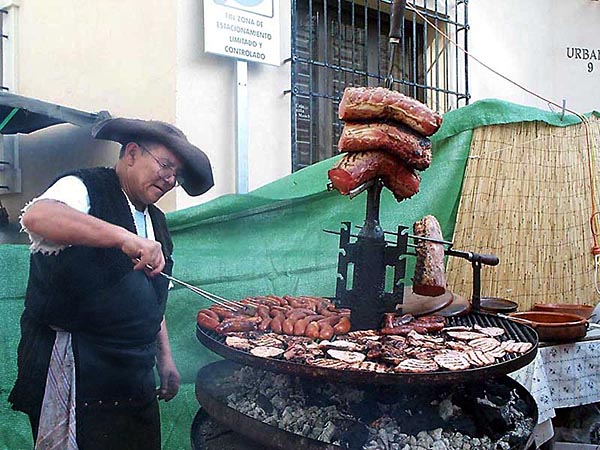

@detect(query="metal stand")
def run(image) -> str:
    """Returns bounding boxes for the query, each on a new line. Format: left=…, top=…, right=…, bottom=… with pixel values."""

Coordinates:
left=334, top=182, right=408, bottom=329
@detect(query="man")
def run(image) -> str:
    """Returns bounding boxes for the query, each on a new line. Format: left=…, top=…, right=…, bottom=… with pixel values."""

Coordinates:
left=9, top=118, right=214, bottom=450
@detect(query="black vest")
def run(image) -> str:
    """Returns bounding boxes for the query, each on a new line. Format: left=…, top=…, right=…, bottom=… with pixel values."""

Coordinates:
left=10, top=167, right=174, bottom=413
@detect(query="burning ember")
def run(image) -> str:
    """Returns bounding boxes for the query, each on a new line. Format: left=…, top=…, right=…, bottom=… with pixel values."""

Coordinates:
left=213, top=365, right=535, bottom=450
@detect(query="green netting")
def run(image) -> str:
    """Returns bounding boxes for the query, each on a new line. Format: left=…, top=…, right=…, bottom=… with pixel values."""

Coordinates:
left=0, top=99, right=594, bottom=449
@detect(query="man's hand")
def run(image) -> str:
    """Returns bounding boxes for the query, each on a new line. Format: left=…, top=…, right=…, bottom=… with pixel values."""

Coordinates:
left=120, top=234, right=165, bottom=276
left=156, top=318, right=180, bottom=402
left=156, top=352, right=180, bottom=402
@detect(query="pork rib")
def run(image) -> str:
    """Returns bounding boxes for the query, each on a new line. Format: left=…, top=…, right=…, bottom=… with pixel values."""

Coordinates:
left=328, top=151, right=420, bottom=200
left=338, top=122, right=432, bottom=170
left=338, top=87, right=443, bottom=136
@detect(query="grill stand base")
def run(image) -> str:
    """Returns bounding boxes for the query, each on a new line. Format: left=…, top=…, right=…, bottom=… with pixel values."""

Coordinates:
left=334, top=181, right=409, bottom=329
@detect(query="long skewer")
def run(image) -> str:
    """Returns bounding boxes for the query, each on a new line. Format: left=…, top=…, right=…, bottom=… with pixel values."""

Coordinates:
left=135, top=259, right=256, bottom=311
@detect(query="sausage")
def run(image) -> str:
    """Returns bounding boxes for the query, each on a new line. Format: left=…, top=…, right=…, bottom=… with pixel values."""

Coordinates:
left=197, top=312, right=220, bottom=331
left=304, top=321, right=320, bottom=339
left=286, top=309, right=313, bottom=320
left=269, top=305, right=290, bottom=317
left=284, top=296, right=314, bottom=309
left=293, top=318, right=309, bottom=336
left=419, top=322, right=445, bottom=333
left=338, top=86, right=443, bottom=136
left=317, top=302, right=338, bottom=317
left=338, top=122, right=432, bottom=170
left=317, top=315, right=340, bottom=327
left=200, top=309, right=220, bottom=321
left=266, top=295, right=287, bottom=305
left=256, top=305, right=271, bottom=319
left=412, top=215, right=447, bottom=297
left=258, top=317, right=272, bottom=332
left=270, top=314, right=284, bottom=334
left=254, top=296, right=281, bottom=307
left=215, top=318, right=258, bottom=334
left=291, top=314, right=323, bottom=336
left=333, top=316, right=352, bottom=335
left=319, top=323, right=335, bottom=340
left=209, top=306, right=237, bottom=320
left=380, top=325, right=416, bottom=336
left=282, top=318, right=295, bottom=335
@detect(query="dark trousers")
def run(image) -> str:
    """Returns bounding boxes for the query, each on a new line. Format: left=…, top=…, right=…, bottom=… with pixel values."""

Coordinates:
left=28, top=399, right=161, bottom=450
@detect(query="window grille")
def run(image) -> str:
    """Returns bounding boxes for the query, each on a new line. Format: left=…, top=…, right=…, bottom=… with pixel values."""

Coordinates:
left=0, top=9, right=8, bottom=91
left=290, top=0, right=469, bottom=171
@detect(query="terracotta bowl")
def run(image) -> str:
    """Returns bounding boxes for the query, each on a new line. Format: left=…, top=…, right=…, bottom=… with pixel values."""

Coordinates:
left=508, top=311, right=588, bottom=342
left=532, top=303, right=594, bottom=320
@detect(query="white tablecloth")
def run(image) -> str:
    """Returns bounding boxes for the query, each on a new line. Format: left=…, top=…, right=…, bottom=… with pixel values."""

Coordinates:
left=510, top=334, right=600, bottom=424
left=509, top=331, right=600, bottom=446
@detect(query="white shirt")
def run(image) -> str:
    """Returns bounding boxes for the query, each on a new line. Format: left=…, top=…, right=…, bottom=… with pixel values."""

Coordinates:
left=22, top=175, right=155, bottom=253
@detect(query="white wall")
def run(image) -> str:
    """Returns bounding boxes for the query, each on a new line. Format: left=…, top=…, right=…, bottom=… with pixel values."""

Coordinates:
left=1, top=0, right=180, bottom=219
left=175, top=0, right=291, bottom=209
left=468, top=0, right=600, bottom=113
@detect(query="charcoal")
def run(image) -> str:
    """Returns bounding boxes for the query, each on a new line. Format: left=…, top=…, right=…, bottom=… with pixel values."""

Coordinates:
left=214, top=366, right=535, bottom=449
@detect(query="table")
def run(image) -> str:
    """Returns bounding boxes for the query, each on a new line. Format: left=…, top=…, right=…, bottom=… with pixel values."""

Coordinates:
left=510, top=329, right=600, bottom=446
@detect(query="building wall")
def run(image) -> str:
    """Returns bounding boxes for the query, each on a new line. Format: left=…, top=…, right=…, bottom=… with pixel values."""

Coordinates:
left=174, top=0, right=292, bottom=208
left=0, top=0, right=179, bottom=226
left=468, top=0, right=600, bottom=113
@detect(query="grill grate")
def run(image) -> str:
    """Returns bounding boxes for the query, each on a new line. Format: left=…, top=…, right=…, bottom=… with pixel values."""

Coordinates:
left=196, top=312, right=538, bottom=385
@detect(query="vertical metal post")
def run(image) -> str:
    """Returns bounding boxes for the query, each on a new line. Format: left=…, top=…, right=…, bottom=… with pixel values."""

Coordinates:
left=235, top=60, right=248, bottom=194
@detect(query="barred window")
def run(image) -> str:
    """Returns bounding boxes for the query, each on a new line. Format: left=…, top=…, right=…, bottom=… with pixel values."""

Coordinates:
left=291, top=0, right=469, bottom=171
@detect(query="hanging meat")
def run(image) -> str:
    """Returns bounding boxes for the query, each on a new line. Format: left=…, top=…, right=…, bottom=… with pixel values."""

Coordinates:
left=328, top=86, right=442, bottom=202
left=338, top=122, right=432, bottom=171
left=412, top=215, right=447, bottom=296
left=338, top=86, right=443, bottom=136
left=328, top=151, right=420, bottom=199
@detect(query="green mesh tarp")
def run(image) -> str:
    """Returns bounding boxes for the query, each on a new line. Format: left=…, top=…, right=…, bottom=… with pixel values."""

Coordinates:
left=0, top=99, right=594, bottom=449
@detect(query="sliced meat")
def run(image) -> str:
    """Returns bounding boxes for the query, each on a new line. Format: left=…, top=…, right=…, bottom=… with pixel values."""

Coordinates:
left=253, top=333, right=285, bottom=348
left=319, top=340, right=363, bottom=352
left=338, top=86, right=443, bottom=136
left=338, top=122, right=432, bottom=170
left=326, top=349, right=366, bottom=364
left=395, top=358, right=439, bottom=373
left=250, top=346, right=285, bottom=358
left=353, top=361, right=389, bottom=373
left=469, top=337, right=501, bottom=352
left=225, top=336, right=253, bottom=351
left=307, top=358, right=350, bottom=370
left=473, top=324, right=505, bottom=337
left=445, top=331, right=489, bottom=341
left=433, top=351, right=471, bottom=371
left=500, top=340, right=533, bottom=354
left=464, top=349, right=496, bottom=367
left=412, top=215, right=447, bottom=297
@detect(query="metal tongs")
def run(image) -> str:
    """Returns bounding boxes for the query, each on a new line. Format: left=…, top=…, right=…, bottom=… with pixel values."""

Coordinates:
left=136, top=258, right=256, bottom=313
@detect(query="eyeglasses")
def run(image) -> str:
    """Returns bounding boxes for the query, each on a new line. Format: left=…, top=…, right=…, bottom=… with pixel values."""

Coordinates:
left=137, top=143, right=185, bottom=187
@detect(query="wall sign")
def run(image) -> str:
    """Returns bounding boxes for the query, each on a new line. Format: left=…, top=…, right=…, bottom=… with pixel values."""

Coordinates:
left=204, top=0, right=281, bottom=66
left=566, top=46, right=598, bottom=73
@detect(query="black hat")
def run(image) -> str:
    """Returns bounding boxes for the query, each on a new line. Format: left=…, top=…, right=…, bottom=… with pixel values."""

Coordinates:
left=91, top=117, right=214, bottom=196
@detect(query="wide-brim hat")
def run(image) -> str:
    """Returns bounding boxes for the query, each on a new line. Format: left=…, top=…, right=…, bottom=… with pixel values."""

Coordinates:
left=91, top=117, right=214, bottom=196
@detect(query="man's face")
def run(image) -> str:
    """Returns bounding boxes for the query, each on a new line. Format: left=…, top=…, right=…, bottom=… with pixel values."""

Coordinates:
left=126, top=142, right=184, bottom=207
